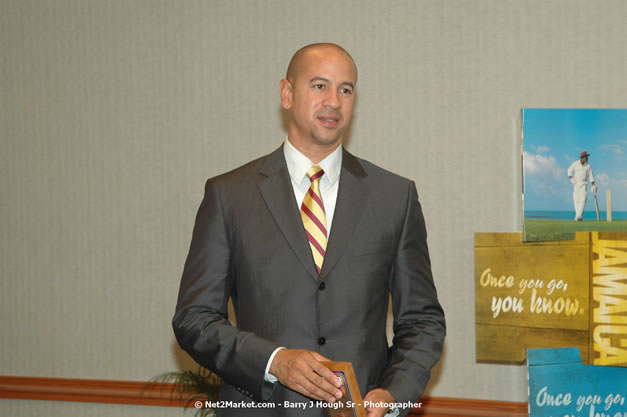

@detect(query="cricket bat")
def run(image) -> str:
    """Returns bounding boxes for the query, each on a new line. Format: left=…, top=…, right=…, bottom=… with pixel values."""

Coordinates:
left=594, top=189, right=600, bottom=221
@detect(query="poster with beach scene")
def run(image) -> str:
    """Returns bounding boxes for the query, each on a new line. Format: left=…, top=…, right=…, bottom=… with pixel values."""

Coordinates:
left=523, top=109, right=627, bottom=242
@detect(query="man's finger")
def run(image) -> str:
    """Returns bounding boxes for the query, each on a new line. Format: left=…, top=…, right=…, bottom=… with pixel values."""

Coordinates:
left=310, top=353, right=343, bottom=388
left=310, top=360, right=342, bottom=388
left=293, top=377, right=337, bottom=403
left=364, top=388, right=395, bottom=417
left=295, top=362, right=341, bottom=401
left=282, top=368, right=336, bottom=402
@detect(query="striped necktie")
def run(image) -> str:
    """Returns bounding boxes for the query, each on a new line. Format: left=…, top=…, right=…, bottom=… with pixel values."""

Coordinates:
left=301, top=166, right=327, bottom=274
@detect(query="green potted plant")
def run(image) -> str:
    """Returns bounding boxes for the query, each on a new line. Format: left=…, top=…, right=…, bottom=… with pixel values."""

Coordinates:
left=150, top=367, right=221, bottom=417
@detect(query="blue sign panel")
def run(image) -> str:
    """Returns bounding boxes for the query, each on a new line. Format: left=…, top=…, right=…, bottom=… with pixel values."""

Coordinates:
left=528, top=347, right=627, bottom=417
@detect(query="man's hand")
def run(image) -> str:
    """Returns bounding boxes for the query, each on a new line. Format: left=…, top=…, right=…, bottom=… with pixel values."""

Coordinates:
left=269, top=349, right=343, bottom=403
left=364, top=388, right=396, bottom=417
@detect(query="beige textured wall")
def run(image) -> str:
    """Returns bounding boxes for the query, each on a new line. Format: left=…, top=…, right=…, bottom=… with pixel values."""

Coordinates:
left=1, top=0, right=626, bottom=415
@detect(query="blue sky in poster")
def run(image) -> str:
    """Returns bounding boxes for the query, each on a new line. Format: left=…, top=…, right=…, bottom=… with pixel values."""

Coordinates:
left=523, top=109, right=627, bottom=212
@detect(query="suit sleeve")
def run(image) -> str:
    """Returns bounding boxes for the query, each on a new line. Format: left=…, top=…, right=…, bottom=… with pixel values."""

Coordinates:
left=172, top=179, right=279, bottom=401
left=380, top=181, right=446, bottom=408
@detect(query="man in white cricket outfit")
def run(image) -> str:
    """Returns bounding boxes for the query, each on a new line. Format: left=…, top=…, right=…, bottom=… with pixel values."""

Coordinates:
left=567, top=151, right=596, bottom=221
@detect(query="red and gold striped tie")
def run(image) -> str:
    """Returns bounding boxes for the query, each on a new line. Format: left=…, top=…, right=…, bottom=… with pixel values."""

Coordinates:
left=301, top=166, right=327, bottom=274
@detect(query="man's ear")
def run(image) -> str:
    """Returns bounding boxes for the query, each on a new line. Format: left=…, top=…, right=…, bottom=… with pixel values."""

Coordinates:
left=279, top=78, right=293, bottom=110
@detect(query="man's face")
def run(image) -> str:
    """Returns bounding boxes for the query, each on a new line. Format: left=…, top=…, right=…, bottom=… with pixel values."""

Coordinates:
left=581, top=156, right=588, bottom=164
left=280, top=47, right=357, bottom=150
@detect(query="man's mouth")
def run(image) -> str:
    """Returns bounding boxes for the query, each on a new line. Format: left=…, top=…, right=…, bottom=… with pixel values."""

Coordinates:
left=318, top=115, right=340, bottom=128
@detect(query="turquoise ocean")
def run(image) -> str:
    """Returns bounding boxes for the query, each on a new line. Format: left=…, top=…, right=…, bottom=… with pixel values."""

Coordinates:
left=525, top=210, right=627, bottom=220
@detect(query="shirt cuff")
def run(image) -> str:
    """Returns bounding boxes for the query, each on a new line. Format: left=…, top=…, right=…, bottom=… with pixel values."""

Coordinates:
left=385, top=407, right=400, bottom=417
left=264, top=346, right=285, bottom=383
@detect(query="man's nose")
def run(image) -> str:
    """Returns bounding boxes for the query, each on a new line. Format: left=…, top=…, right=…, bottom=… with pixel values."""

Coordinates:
left=322, top=89, right=341, bottom=109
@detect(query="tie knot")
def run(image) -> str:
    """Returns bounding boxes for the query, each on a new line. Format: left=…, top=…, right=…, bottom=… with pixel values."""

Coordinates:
left=307, top=166, right=324, bottom=183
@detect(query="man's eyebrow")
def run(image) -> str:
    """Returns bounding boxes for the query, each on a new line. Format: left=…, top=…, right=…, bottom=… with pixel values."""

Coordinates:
left=309, top=76, right=330, bottom=84
left=309, top=77, right=355, bottom=90
left=341, top=81, right=355, bottom=90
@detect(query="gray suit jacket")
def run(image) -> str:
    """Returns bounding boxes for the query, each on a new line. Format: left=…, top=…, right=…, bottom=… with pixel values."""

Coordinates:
left=173, top=147, right=445, bottom=417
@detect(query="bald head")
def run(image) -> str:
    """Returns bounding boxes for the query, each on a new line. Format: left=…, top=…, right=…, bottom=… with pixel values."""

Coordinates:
left=279, top=42, right=357, bottom=162
left=286, top=43, right=358, bottom=84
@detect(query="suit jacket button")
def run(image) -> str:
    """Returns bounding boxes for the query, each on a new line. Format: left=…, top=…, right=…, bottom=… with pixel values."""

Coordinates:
left=318, top=282, right=326, bottom=290
left=318, top=337, right=326, bottom=345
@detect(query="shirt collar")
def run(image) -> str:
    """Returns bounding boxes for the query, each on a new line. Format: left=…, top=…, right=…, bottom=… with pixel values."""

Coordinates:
left=283, top=138, right=342, bottom=186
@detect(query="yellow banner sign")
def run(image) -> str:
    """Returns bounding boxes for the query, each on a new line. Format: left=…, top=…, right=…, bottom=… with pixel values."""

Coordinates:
left=475, top=232, right=627, bottom=366
left=591, top=233, right=627, bottom=366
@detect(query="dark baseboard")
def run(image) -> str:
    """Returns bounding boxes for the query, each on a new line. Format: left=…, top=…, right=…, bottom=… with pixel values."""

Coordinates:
left=0, top=376, right=528, bottom=416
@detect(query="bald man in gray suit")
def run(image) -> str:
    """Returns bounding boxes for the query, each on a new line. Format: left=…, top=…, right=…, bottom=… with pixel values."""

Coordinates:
left=173, top=43, right=445, bottom=417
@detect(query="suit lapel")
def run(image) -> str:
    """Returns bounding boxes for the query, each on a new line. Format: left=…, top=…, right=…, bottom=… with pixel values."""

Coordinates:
left=320, top=149, right=369, bottom=280
left=257, top=147, right=319, bottom=281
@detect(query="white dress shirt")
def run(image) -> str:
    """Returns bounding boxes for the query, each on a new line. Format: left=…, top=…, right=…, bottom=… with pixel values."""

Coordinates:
left=283, top=138, right=342, bottom=233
